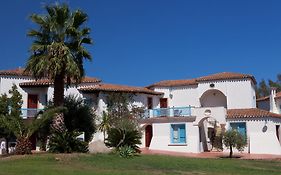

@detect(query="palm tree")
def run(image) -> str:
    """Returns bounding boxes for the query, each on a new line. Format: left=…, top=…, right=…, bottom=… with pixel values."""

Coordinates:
left=25, top=3, right=92, bottom=131
left=98, top=111, right=111, bottom=141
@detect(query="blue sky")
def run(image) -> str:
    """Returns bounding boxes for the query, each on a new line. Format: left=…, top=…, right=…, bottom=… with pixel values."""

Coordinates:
left=0, top=0, right=280, bottom=86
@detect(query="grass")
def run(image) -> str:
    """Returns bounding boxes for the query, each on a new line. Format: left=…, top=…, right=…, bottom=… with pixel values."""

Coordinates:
left=0, top=153, right=281, bottom=175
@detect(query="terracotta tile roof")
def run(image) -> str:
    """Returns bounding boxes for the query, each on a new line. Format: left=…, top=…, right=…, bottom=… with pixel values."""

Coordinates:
left=256, top=92, right=281, bottom=102
left=148, top=72, right=256, bottom=88
left=147, top=79, right=197, bottom=88
left=0, top=68, right=31, bottom=76
left=139, top=116, right=196, bottom=124
left=227, top=108, right=281, bottom=119
left=19, top=76, right=101, bottom=87
left=196, top=72, right=256, bottom=84
left=79, top=83, right=163, bottom=95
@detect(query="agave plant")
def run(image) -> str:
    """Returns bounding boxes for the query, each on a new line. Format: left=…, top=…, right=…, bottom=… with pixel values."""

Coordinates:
left=105, top=118, right=142, bottom=154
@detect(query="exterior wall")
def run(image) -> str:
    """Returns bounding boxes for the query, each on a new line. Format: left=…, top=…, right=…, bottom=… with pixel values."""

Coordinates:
left=21, top=87, right=48, bottom=109
left=192, top=107, right=226, bottom=125
left=154, top=86, right=200, bottom=108
left=0, top=76, right=33, bottom=109
left=148, top=122, right=200, bottom=153
left=197, top=79, right=256, bottom=109
left=92, top=92, right=160, bottom=143
left=94, top=92, right=161, bottom=117
left=200, top=90, right=227, bottom=108
left=46, top=85, right=84, bottom=103
left=227, top=118, right=281, bottom=155
left=153, top=79, right=256, bottom=110
left=276, top=99, right=281, bottom=114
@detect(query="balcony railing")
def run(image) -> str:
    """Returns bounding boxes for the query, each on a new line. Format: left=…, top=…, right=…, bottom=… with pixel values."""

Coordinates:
left=144, top=106, right=192, bottom=118
left=20, top=108, right=44, bottom=119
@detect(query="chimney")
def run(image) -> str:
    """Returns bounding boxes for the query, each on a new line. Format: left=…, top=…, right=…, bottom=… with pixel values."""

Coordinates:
left=270, top=87, right=278, bottom=113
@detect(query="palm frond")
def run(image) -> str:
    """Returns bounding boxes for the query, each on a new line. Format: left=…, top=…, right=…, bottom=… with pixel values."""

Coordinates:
left=26, top=107, right=66, bottom=138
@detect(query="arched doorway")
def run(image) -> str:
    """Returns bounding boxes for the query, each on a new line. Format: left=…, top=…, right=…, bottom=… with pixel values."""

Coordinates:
left=200, top=89, right=227, bottom=108
left=198, top=117, right=223, bottom=152
left=145, top=125, right=153, bottom=147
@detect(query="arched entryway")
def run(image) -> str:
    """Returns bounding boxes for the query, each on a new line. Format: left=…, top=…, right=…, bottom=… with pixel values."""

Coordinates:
left=198, top=116, right=223, bottom=152
left=145, top=125, right=153, bottom=147
left=200, top=89, right=227, bottom=108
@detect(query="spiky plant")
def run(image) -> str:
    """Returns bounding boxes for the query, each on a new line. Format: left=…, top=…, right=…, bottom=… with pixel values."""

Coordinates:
left=0, top=105, right=64, bottom=154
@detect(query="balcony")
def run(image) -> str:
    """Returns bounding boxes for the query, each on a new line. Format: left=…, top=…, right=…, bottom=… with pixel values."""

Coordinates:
left=20, top=108, right=44, bottom=119
left=144, top=106, right=192, bottom=118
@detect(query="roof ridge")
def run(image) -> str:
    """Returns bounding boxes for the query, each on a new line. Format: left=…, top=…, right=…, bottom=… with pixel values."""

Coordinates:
left=148, top=72, right=256, bottom=88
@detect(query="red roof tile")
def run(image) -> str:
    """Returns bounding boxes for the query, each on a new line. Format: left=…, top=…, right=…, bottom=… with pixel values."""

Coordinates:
left=148, top=72, right=256, bottom=88
left=19, top=76, right=101, bottom=87
left=0, top=68, right=30, bottom=76
left=147, top=79, right=197, bottom=88
left=79, top=83, right=163, bottom=95
left=227, top=108, right=281, bottom=119
left=196, top=72, right=256, bottom=84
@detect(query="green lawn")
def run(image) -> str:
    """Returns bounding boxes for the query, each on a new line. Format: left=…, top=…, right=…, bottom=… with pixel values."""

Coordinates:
left=0, top=153, right=280, bottom=175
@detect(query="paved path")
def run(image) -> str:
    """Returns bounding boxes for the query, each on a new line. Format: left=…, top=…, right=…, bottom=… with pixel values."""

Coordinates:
left=141, top=148, right=281, bottom=160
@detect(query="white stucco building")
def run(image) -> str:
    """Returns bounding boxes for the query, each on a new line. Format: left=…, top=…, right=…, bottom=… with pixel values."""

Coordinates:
left=140, top=72, right=281, bottom=155
left=0, top=68, right=280, bottom=155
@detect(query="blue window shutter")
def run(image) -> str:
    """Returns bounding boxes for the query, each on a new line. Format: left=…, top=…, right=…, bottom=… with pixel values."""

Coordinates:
left=238, top=123, right=246, bottom=137
left=230, top=122, right=246, bottom=137
left=179, top=125, right=186, bottom=143
left=170, top=125, right=174, bottom=143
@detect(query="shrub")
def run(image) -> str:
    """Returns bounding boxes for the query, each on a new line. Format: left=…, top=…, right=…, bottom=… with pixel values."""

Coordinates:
left=63, top=95, right=96, bottom=142
left=212, top=133, right=223, bottom=151
left=105, top=119, right=141, bottom=154
left=118, top=145, right=136, bottom=158
left=223, top=129, right=247, bottom=158
left=48, top=130, right=88, bottom=153
left=39, top=95, right=96, bottom=150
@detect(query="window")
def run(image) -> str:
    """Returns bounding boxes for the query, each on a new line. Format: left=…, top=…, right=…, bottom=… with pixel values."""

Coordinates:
left=147, top=97, right=153, bottom=109
left=160, top=98, right=168, bottom=108
left=230, top=122, right=247, bottom=138
left=170, top=124, right=186, bottom=144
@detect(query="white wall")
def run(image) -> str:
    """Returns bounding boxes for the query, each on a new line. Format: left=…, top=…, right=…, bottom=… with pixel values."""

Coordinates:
left=0, top=76, right=33, bottom=109
left=94, top=92, right=161, bottom=116
left=46, top=85, right=84, bottom=103
left=154, top=85, right=200, bottom=108
left=275, top=99, right=281, bottom=114
left=153, top=79, right=256, bottom=110
left=21, top=87, right=48, bottom=109
left=197, top=79, right=256, bottom=109
left=226, top=118, right=281, bottom=155
left=200, top=90, right=227, bottom=108
left=148, top=122, right=200, bottom=153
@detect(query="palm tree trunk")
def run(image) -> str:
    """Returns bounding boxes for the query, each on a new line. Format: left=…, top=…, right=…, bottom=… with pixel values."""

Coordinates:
left=51, top=72, right=66, bottom=132
left=229, top=145, right=233, bottom=158
left=53, top=73, right=65, bottom=107
left=15, top=137, right=32, bottom=155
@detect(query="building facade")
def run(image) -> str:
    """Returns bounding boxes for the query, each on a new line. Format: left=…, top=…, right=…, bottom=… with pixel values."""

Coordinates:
left=1, top=68, right=281, bottom=155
